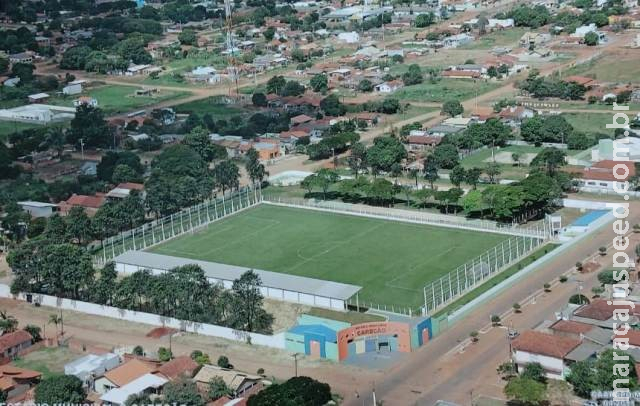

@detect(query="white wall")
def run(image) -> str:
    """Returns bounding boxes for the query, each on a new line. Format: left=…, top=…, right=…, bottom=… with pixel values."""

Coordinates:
left=514, top=350, right=566, bottom=380
left=0, top=284, right=285, bottom=349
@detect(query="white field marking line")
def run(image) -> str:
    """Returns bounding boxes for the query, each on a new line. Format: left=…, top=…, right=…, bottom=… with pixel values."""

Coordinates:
left=446, top=237, right=622, bottom=357
left=283, top=222, right=385, bottom=274
left=383, top=246, right=457, bottom=293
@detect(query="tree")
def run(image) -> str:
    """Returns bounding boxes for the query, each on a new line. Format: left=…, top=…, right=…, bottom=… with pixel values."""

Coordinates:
left=24, top=325, right=41, bottom=342
left=381, top=98, right=401, bottom=114
left=465, top=168, right=482, bottom=189
left=310, top=74, right=328, bottom=93
left=584, top=31, right=599, bottom=46
left=209, top=376, right=232, bottom=400
left=320, top=94, right=346, bottom=116
left=132, top=345, right=144, bottom=356
left=11, top=62, right=35, bottom=83
left=214, top=160, right=240, bottom=194
left=125, top=393, right=152, bottom=406
left=441, top=100, right=464, bottom=117
left=483, top=185, right=525, bottom=220
left=245, top=148, right=267, bottom=186
left=531, top=148, right=566, bottom=175
left=183, top=126, right=217, bottom=162
left=247, top=376, right=331, bottom=406
left=450, top=166, right=467, bottom=187
left=266, top=76, right=286, bottom=94
left=366, top=137, right=407, bottom=174
left=280, top=80, right=305, bottom=97
left=313, top=169, right=339, bottom=199
left=521, top=362, right=546, bottom=383
left=357, top=79, right=374, bottom=92
left=111, top=164, right=138, bottom=184
left=230, top=270, right=274, bottom=333
left=432, top=144, right=459, bottom=169
left=65, top=206, right=91, bottom=244
left=462, top=190, right=483, bottom=214
left=163, top=378, right=205, bottom=406
left=0, top=311, right=18, bottom=334
left=423, top=155, right=439, bottom=189
left=415, top=12, right=435, bottom=28
left=567, top=359, right=595, bottom=398
left=252, top=92, right=267, bottom=107
left=178, top=29, right=197, bottom=45
left=97, top=151, right=143, bottom=183
left=504, top=377, right=546, bottom=405
left=217, top=355, right=231, bottom=368
left=263, top=26, right=276, bottom=41
left=66, top=105, right=112, bottom=148
left=402, top=64, right=423, bottom=86
left=484, top=162, right=502, bottom=184
left=35, top=375, right=85, bottom=404
left=347, top=142, right=366, bottom=178
left=158, top=347, right=172, bottom=362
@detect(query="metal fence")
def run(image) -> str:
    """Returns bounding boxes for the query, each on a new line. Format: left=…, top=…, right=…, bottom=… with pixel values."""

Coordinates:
left=262, top=196, right=548, bottom=239
left=421, top=234, right=547, bottom=315
left=94, top=187, right=262, bottom=265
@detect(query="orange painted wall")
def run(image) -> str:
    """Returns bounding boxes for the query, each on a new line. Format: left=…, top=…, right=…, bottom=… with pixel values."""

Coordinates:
left=337, top=322, right=411, bottom=361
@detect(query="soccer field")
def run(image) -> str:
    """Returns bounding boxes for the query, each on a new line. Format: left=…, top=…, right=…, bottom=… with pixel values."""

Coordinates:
left=148, top=204, right=509, bottom=308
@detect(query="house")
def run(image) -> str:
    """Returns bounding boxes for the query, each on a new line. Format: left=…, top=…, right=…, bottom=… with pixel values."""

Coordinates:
left=105, top=183, right=144, bottom=200
left=17, top=201, right=59, bottom=218
left=94, top=359, right=159, bottom=395
left=571, top=23, right=598, bottom=38
left=0, top=104, right=76, bottom=124
left=8, top=52, right=33, bottom=64
left=290, top=114, right=314, bottom=126
left=252, top=141, right=282, bottom=161
left=0, top=331, right=33, bottom=363
left=337, top=32, right=360, bottom=44
left=498, top=106, right=534, bottom=126
left=511, top=330, right=581, bottom=379
left=442, top=70, right=481, bottom=79
left=519, top=32, right=551, bottom=48
left=156, top=356, right=198, bottom=380
left=374, top=80, right=403, bottom=94
left=328, top=68, right=352, bottom=80
left=577, top=160, right=635, bottom=192
left=406, top=135, right=443, bottom=151
left=64, top=353, right=121, bottom=388
left=58, top=194, right=106, bottom=216
left=354, top=112, right=382, bottom=126
left=101, top=373, right=167, bottom=406
left=571, top=299, right=640, bottom=329
left=193, top=365, right=263, bottom=398
left=0, top=364, right=41, bottom=400
left=190, top=66, right=220, bottom=84
left=73, top=96, right=98, bottom=108
left=27, top=93, right=49, bottom=103
left=442, top=117, right=474, bottom=128
left=128, top=133, right=150, bottom=142
left=427, top=125, right=464, bottom=137
left=442, top=33, right=473, bottom=48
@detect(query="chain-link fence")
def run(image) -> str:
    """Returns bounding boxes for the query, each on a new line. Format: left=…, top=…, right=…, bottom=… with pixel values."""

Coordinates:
left=94, top=187, right=262, bottom=265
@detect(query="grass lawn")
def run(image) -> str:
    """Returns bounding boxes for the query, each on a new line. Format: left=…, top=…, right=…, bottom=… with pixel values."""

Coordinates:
left=563, top=112, right=615, bottom=136
left=14, top=347, right=78, bottom=379
left=50, top=85, right=191, bottom=115
left=433, top=243, right=560, bottom=317
left=564, top=56, right=640, bottom=83
left=163, top=54, right=228, bottom=71
left=148, top=204, right=509, bottom=308
left=394, top=79, right=500, bottom=103
left=459, top=28, right=528, bottom=50
left=0, top=120, right=44, bottom=138
left=460, top=145, right=541, bottom=180
left=173, top=97, right=249, bottom=116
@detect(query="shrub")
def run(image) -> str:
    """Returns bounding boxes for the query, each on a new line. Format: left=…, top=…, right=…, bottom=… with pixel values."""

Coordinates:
left=132, top=345, right=144, bottom=356
left=569, top=294, right=589, bottom=305
left=513, top=303, right=521, bottom=313
left=559, top=275, right=568, bottom=283
left=491, top=315, right=501, bottom=326
left=575, top=262, right=583, bottom=271
left=158, top=347, right=172, bottom=362
left=217, top=355, right=231, bottom=368
left=543, top=283, right=551, bottom=292
left=599, top=246, right=607, bottom=256
left=470, top=331, right=479, bottom=342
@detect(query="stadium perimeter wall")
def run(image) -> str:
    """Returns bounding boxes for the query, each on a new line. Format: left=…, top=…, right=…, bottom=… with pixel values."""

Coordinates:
left=0, top=284, right=286, bottom=349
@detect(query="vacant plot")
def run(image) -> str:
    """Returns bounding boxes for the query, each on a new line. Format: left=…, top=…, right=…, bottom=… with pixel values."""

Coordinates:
left=50, top=85, right=191, bottom=115
left=563, top=112, right=615, bottom=136
left=0, top=120, right=44, bottom=139
left=459, top=28, right=528, bottom=50
left=394, top=79, right=500, bottom=103
left=564, top=55, right=640, bottom=83
left=148, top=204, right=509, bottom=308
left=14, top=347, right=78, bottom=379
left=173, top=97, right=249, bottom=116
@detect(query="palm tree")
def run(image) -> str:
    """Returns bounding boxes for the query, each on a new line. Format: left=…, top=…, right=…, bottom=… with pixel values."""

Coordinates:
left=49, top=314, right=63, bottom=337
left=0, top=311, right=18, bottom=334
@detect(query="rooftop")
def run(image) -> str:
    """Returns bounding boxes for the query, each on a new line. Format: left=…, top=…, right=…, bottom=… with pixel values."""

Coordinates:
left=512, top=330, right=580, bottom=358
left=114, top=251, right=362, bottom=301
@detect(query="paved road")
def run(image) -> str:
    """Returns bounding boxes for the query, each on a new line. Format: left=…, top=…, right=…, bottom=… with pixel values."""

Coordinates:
left=345, top=201, right=640, bottom=405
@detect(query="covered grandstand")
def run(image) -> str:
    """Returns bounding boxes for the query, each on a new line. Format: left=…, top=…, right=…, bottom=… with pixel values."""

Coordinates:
left=113, top=251, right=362, bottom=310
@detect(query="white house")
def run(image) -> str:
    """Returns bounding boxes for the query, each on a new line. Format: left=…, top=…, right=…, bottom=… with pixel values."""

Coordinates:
left=65, top=353, right=121, bottom=388
left=73, top=97, right=98, bottom=108
left=571, top=23, right=597, bottom=38
left=337, top=32, right=360, bottom=44
left=17, top=201, right=59, bottom=218
left=442, top=33, right=473, bottom=48
left=0, top=104, right=76, bottom=124
left=101, top=373, right=167, bottom=406
left=511, top=330, right=581, bottom=380
left=63, top=83, right=83, bottom=96
left=374, top=80, right=403, bottom=94
left=577, top=160, right=635, bottom=192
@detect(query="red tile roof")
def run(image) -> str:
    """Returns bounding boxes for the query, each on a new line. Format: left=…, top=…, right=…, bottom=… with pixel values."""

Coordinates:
left=103, top=359, right=158, bottom=387
left=64, top=194, right=106, bottom=209
left=442, top=70, right=481, bottom=78
left=619, top=330, right=640, bottom=347
left=564, top=75, right=596, bottom=87
left=549, top=320, right=593, bottom=335
left=158, top=356, right=198, bottom=380
left=0, top=364, right=41, bottom=391
left=512, top=330, right=581, bottom=358
left=291, top=114, right=313, bottom=125
left=116, top=182, right=144, bottom=191
left=407, top=136, right=443, bottom=146
left=582, top=161, right=635, bottom=182
left=574, top=299, right=640, bottom=321
left=0, top=331, right=32, bottom=353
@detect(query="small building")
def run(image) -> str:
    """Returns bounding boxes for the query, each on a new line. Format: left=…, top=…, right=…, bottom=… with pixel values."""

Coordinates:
left=0, top=104, right=76, bottom=124
left=577, top=160, right=635, bottom=192
left=17, top=201, right=59, bottom=218
left=157, top=356, right=198, bottom=380
left=73, top=96, right=98, bottom=108
left=94, top=359, right=158, bottom=395
left=101, top=373, right=167, bottom=406
left=519, top=32, right=551, bottom=48
left=0, top=364, right=41, bottom=400
left=406, top=135, right=443, bottom=151
left=337, top=32, right=360, bottom=44
left=427, top=125, right=464, bottom=137
left=511, top=330, right=580, bottom=380
left=290, top=114, right=313, bottom=126
left=0, top=331, right=33, bottom=363
left=58, top=194, right=106, bottom=216
left=27, top=93, right=49, bottom=104
left=64, top=353, right=121, bottom=388
left=442, top=117, right=474, bottom=128
left=374, top=80, right=403, bottom=94
left=442, top=33, right=473, bottom=48
left=63, top=83, right=83, bottom=96
left=193, top=365, right=263, bottom=398
left=105, top=183, right=144, bottom=200
left=8, top=52, right=33, bottom=64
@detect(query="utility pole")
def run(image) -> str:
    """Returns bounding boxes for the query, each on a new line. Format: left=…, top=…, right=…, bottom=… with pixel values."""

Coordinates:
left=79, top=138, right=85, bottom=161
left=292, top=353, right=299, bottom=377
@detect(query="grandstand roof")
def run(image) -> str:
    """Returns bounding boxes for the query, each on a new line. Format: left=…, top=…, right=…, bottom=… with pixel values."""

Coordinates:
left=114, top=251, right=362, bottom=301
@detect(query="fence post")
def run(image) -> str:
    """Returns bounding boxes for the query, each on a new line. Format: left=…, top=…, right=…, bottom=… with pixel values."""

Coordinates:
left=132, top=229, right=136, bottom=251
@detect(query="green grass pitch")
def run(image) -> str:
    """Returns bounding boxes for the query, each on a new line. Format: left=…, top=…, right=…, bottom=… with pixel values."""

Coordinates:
left=148, top=204, right=509, bottom=308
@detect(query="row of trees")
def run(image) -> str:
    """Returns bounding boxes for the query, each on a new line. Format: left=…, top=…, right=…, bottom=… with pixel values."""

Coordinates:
left=517, top=71, right=587, bottom=100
